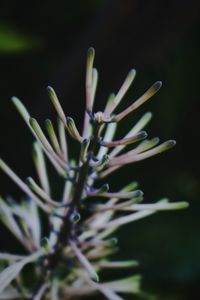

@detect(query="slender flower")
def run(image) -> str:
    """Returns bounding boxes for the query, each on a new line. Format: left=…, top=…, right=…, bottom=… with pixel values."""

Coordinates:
left=66, top=117, right=83, bottom=142
left=114, top=81, right=162, bottom=122
left=45, top=119, right=63, bottom=156
left=46, top=86, right=66, bottom=124
left=0, top=48, right=188, bottom=300
left=100, top=131, right=147, bottom=148
left=104, top=69, right=136, bottom=117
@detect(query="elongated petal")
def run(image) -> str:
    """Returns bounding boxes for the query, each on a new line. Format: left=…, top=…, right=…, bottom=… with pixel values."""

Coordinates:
left=100, top=131, right=147, bottom=148
left=28, top=200, right=41, bottom=248
left=135, top=137, right=160, bottom=153
left=11, top=96, right=30, bottom=124
left=128, top=112, right=152, bottom=135
left=126, top=201, right=189, bottom=211
left=96, top=260, right=139, bottom=269
left=95, top=155, right=110, bottom=171
left=70, top=240, right=99, bottom=282
left=0, top=253, right=26, bottom=261
left=32, top=142, right=50, bottom=194
left=0, top=198, right=23, bottom=239
left=104, top=93, right=115, bottom=113
left=26, top=177, right=59, bottom=207
left=45, top=119, right=62, bottom=156
left=86, top=246, right=119, bottom=260
left=80, top=139, right=90, bottom=162
left=83, top=48, right=96, bottom=137
left=66, top=117, right=83, bottom=142
left=82, top=111, right=91, bottom=139
left=105, top=69, right=136, bottom=117
left=43, top=149, right=66, bottom=177
left=33, top=283, right=48, bottom=300
left=109, top=112, right=152, bottom=158
left=120, top=181, right=139, bottom=192
left=109, top=138, right=160, bottom=166
left=81, top=238, right=117, bottom=250
left=7, top=199, right=40, bottom=251
left=0, top=286, right=21, bottom=299
left=61, top=159, right=76, bottom=204
left=109, top=140, right=176, bottom=166
left=88, top=210, right=115, bottom=230
left=86, top=47, right=95, bottom=112
left=93, top=198, right=143, bottom=213
left=58, top=118, right=68, bottom=161
left=91, top=68, right=98, bottom=107
left=0, top=248, right=45, bottom=293
left=30, top=118, right=54, bottom=154
left=50, top=279, right=59, bottom=300
left=115, top=81, right=162, bottom=122
left=91, top=210, right=156, bottom=229
left=88, top=189, right=143, bottom=199
left=89, top=281, right=124, bottom=300
left=99, top=165, right=120, bottom=178
left=97, top=122, right=117, bottom=159
left=102, top=275, right=141, bottom=294
left=97, top=286, right=124, bottom=300
left=0, top=159, right=49, bottom=213
left=0, top=198, right=29, bottom=249
left=12, top=98, right=66, bottom=175
left=30, top=118, right=67, bottom=169
left=47, top=86, right=66, bottom=123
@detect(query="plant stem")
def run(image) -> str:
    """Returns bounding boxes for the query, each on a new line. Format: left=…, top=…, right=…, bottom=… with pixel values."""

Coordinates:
left=41, top=121, right=102, bottom=281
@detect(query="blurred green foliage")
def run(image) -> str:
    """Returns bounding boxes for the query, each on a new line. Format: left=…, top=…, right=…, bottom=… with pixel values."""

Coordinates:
left=0, top=22, right=41, bottom=53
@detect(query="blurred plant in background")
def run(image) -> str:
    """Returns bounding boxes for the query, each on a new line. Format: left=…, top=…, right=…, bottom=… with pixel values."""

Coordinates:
left=0, top=48, right=188, bottom=299
left=0, top=22, right=41, bottom=54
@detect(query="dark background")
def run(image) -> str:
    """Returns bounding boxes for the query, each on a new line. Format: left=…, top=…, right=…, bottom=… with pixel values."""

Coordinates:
left=0, top=0, right=200, bottom=299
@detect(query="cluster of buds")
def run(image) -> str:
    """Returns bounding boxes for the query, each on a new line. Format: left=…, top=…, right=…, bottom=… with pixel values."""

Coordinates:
left=0, top=48, right=188, bottom=300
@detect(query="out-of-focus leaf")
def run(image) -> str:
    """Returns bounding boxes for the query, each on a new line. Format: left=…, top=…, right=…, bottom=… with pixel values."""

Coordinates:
left=0, top=23, right=41, bottom=53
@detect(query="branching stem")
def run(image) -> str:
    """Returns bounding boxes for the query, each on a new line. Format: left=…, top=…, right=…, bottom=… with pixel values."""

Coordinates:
left=40, top=121, right=102, bottom=283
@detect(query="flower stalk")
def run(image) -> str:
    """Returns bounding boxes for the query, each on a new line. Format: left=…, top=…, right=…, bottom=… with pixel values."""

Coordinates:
left=0, top=48, right=188, bottom=300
